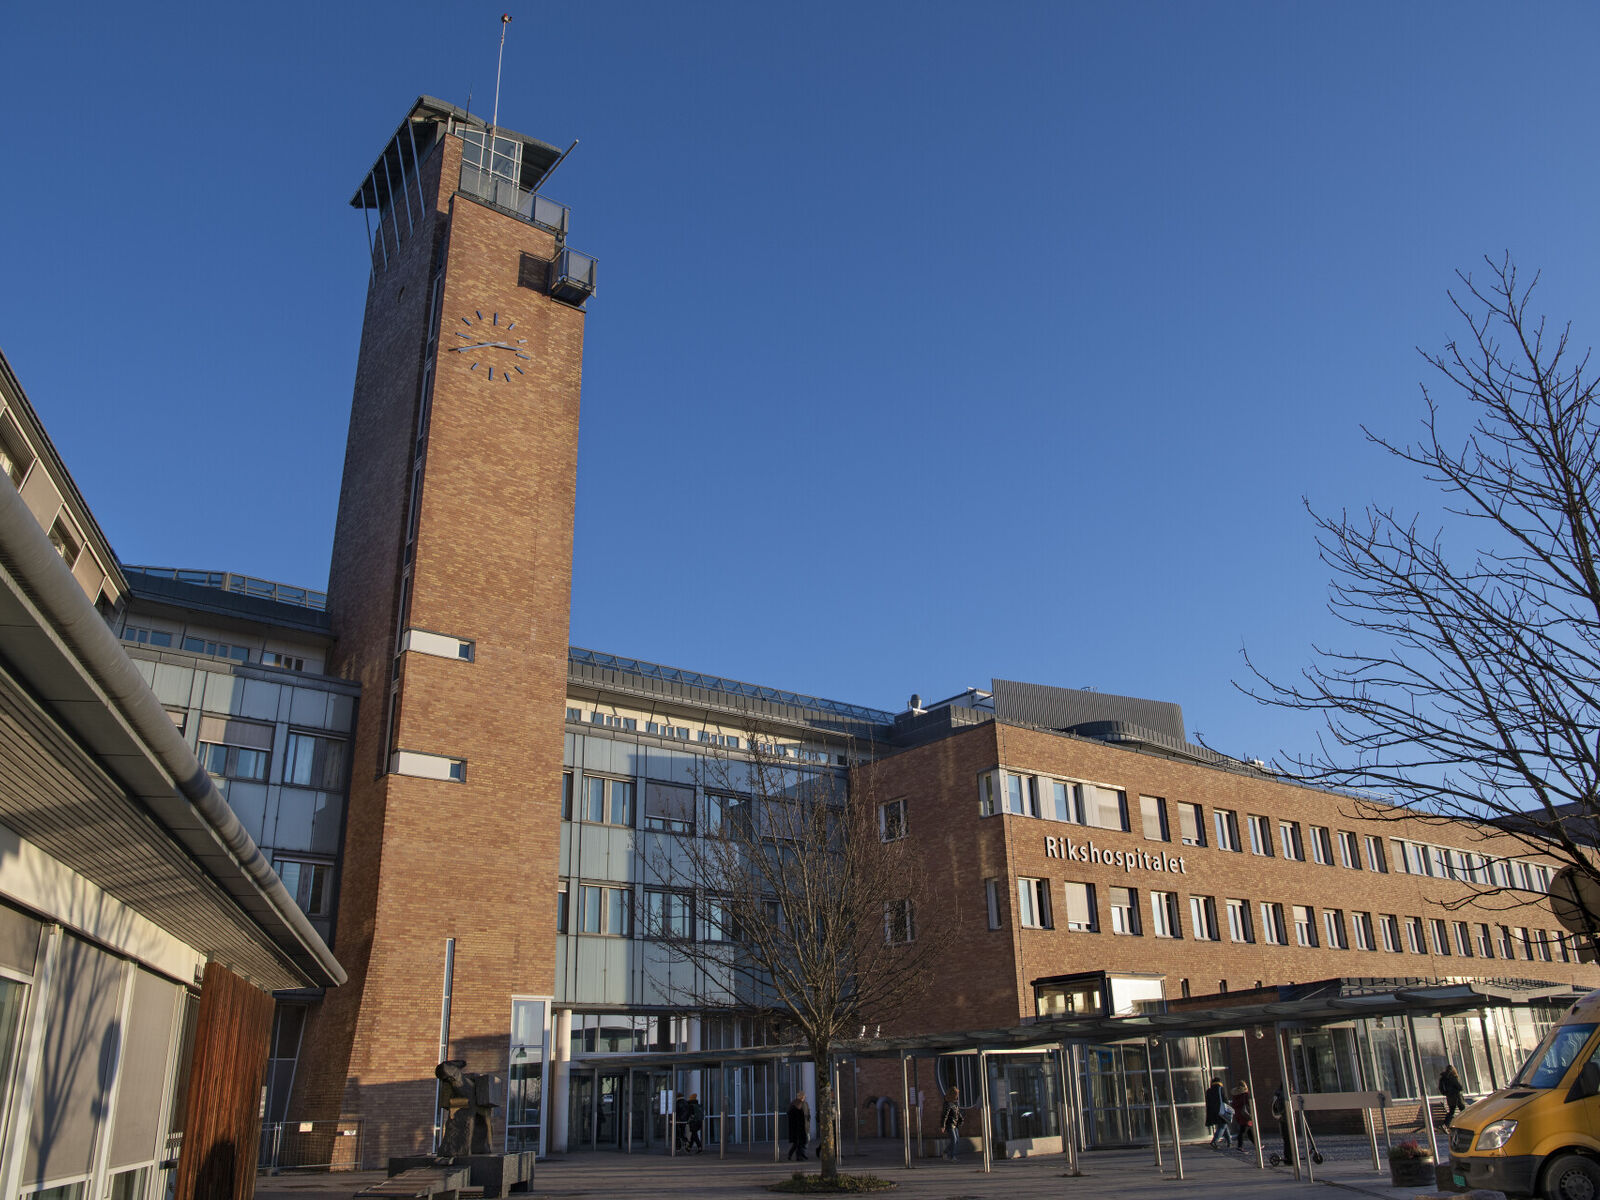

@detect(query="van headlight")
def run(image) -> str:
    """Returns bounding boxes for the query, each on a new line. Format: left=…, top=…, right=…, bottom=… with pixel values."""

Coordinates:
left=1476, top=1120, right=1518, bottom=1151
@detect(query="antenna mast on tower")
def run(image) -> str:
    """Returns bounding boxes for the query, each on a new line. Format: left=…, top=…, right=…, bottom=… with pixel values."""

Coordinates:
left=489, top=13, right=512, bottom=151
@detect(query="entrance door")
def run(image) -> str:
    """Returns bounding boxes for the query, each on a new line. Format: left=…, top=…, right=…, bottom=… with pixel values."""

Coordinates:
left=569, top=1073, right=596, bottom=1149
left=595, top=1072, right=625, bottom=1147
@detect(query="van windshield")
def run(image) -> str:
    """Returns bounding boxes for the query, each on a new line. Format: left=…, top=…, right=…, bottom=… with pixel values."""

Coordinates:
left=1512, top=1023, right=1597, bottom=1088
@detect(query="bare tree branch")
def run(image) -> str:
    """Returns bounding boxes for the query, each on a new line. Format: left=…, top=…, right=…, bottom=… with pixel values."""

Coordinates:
left=1242, top=256, right=1600, bottom=951
left=643, top=729, right=954, bottom=1181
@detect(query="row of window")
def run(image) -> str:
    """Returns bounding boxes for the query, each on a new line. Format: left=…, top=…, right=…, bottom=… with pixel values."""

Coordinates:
left=560, top=882, right=870, bottom=944
left=562, top=772, right=758, bottom=837
left=566, top=709, right=835, bottom=762
left=122, top=625, right=310, bottom=671
left=197, top=725, right=347, bottom=790
left=988, top=876, right=1578, bottom=962
left=980, top=769, right=1556, bottom=892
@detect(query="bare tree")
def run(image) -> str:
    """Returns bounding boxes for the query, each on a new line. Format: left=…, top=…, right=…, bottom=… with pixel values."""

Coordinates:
left=1245, top=256, right=1600, bottom=947
left=644, top=731, right=952, bottom=1182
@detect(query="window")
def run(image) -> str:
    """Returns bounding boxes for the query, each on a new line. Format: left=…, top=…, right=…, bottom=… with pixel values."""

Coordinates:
left=1177, top=802, right=1206, bottom=847
left=1499, top=924, right=1516, bottom=958
left=644, top=782, right=695, bottom=834
left=579, top=885, right=633, bottom=936
left=1365, top=836, right=1389, bottom=873
left=1293, top=905, right=1318, bottom=947
left=1063, top=882, right=1097, bottom=932
left=121, top=626, right=173, bottom=648
left=1519, top=928, right=1535, bottom=960
left=1337, top=831, right=1360, bottom=869
left=1008, top=774, right=1041, bottom=818
left=556, top=882, right=568, bottom=933
left=566, top=707, right=583, bottom=722
left=985, top=878, right=1002, bottom=930
left=1391, top=839, right=1410, bottom=874
left=582, top=776, right=635, bottom=826
left=1557, top=933, right=1572, bottom=963
left=1189, top=894, right=1220, bottom=941
left=1454, top=920, right=1474, bottom=957
left=706, top=792, right=752, bottom=839
left=1214, top=809, right=1241, bottom=852
left=283, top=732, right=347, bottom=790
left=1310, top=826, right=1333, bottom=865
left=1430, top=918, right=1452, bottom=955
left=1280, top=822, right=1306, bottom=862
left=1406, top=917, right=1427, bottom=954
left=1430, top=846, right=1451, bottom=879
left=1018, top=878, right=1053, bottom=929
left=182, top=635, right=249, bottom=662
left=1078, top=783, right=1129, bottom=831
left=275, top=857, right=332, bottom=918
left=978, top=771, right=999, bottom=817
left=645, top=720, right=689, bottom=739
left=696, top=731, right=738, bottom=748
left=883, top=900, right=915, bottom=945
left=1477, top=923, right=1495, bottom=958
left=196, top=715, right=272, bottom=782
left=1226, top=898, right=1254, bottom=943
left=561, top=771, right=572, bottom=819
left=1248, top=815, right=1273, bottom=856
left=878, top=799, right=907, bottom=841
left=1050, top=780, right=1085, bottom=824
left=1261, top=902, right=1287, bottom=945
left=644, top=889, right=692, bottom=939
left=1140, top=796, right=1169, bottom=841
left=47, top=514, right=81, bottom=565
left=1150, top=891, right=1181, bottom=938
left=699, top=897, right=734, bottom=942
left=1381, top=914, right=1402, bottom=952
left=0, top=411, right=32, bottom=486
left=261, top=650, right=306, bottom=671
left=1323, top=909, right=1347, bottom=949
left=1353, top=911, right=1375, bottom=950
left=592, top=712, right=638, bottom=731
left=1110, top=887, right=1140, bottom=935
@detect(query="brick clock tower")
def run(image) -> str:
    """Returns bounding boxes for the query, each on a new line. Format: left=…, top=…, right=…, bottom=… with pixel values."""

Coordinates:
left=295, top=97, right=595, bottom=1161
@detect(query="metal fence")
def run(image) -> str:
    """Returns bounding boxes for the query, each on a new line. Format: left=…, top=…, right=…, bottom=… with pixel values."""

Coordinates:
left=258, top=1121, right=363, bottom=1173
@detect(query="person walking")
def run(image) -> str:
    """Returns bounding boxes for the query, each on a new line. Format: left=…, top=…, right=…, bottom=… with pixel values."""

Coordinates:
left=786, top=1094, right=810, bottom=1161
left=685, top=1092, right=704, bottom=1153
left=940, top=1088, right=965, bottom=1161
left=673, top=1091, right=687, bottom=1152
left=1231, top=1083, right=1256, bottom=1153
left=1205, top=1077, right=1232, bottom=1149
left=1440, top=1064, right=1467, bottom=1124
left=1272, top=1083, right=1292, bottom=1162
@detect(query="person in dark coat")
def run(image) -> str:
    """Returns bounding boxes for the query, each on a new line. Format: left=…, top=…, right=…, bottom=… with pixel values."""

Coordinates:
left=1231, top=1083, right=1256, bottom=1152
left=940, top=1088, right=964, bottom=1161
left=1205, top=1077, right=1231, bottom=1149
left=673, top=1092, right=687, bottom=1151
left=786, top=1094, right=810, bottom=1160
left=1440, top=1064, right=1467, bottom=1124
left=685, top=1092, right=704, bottom=1153
left=1272, top=1083, right=1292, bottom=1161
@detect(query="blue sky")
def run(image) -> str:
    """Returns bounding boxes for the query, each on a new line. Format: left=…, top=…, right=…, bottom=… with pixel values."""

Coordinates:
left=4, top=2, right=1599, bottom=762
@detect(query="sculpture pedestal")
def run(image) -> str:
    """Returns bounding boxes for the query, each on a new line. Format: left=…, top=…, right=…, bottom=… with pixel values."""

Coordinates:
left=386, top=1154, right=535, bottom=1198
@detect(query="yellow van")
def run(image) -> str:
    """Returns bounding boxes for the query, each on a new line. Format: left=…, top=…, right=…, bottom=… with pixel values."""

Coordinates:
left=1450, top=990, right=1600, bottom=1199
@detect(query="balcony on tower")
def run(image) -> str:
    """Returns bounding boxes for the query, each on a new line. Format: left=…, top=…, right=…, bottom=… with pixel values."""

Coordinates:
left=350, top=97, right=597, bottom=304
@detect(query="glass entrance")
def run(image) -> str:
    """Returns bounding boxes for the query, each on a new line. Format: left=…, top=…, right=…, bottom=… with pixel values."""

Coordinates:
left=507, top=998, right=547, bottom=1154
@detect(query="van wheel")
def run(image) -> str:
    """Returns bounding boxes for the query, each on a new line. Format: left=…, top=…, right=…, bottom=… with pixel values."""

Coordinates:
left=1544, top=1154, right=1600, bottom=1200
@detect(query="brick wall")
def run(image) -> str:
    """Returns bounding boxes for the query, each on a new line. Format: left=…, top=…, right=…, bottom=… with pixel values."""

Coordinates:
left=294, top=127, right=582, bottom=1163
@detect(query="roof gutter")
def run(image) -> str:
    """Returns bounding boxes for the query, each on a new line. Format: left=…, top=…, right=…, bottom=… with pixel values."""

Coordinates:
left=0, top=482, right=345, bottom=987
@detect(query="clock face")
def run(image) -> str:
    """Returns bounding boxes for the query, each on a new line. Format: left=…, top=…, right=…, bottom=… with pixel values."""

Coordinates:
left=449, top=310, right=531, bottom=381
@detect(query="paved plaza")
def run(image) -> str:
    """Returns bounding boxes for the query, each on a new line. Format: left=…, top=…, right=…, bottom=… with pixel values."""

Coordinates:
left=256, top=1133, right=1458, bottom=1200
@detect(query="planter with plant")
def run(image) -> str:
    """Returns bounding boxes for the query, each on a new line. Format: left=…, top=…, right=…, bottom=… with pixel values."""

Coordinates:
left=1388, top=1139, right=1435, bottom=1187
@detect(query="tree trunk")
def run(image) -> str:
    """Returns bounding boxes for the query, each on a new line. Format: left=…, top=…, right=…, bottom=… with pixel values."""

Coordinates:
left=813, top=1048, right=838, bottom=1181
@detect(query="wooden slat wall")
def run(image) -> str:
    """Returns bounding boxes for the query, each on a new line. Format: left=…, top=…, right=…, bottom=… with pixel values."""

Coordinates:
left=174, top=962, right=276, bottom=1200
